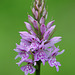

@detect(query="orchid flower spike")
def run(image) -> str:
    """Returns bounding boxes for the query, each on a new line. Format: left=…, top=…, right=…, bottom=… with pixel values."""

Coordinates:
left=14, top=0, right=65, bottom=75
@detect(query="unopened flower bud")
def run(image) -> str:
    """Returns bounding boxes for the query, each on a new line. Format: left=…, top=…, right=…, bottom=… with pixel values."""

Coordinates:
left=24, top=22, right=32, bottom=31
left=47, top=20, right=55, bottom=29
left=40, top=17, right=45, bottom=24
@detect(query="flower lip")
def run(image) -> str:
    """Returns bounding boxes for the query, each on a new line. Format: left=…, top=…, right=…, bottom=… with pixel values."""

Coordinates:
left=21, top=64, right=36, bottom=75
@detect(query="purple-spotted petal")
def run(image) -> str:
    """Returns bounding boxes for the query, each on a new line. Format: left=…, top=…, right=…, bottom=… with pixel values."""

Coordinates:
left=49, top=37, right=62, bottom=46
left=45, top=37, right=62, bottom=48
left=21, top=39, right=31, bottom=46
left=21, top=65, right=35, bottom=75
left=34, top=50, right=47, bottom=65
left=57, top=50, right=65, bottom=55
left=16, top=52, right=29, bottom=66
left=19, top=31, right=36, bottom=42
left=44, top=25, right=56, bottom=40
left=16, top=43, right=27, bottom=51
left=16, top=59, right=26, bottom=66
left=51, top=46, right=59, bottom=56
left=56, top=66, right=59, bottom=72
left=41, top=59, right=45, bottom=65
left=15, top=55, right=20, bottom=59
left=30, top=42, right=39, bottom=51
left=48, top=57, right=61, bottom=72
left=14, top=49, right=21, bottom=52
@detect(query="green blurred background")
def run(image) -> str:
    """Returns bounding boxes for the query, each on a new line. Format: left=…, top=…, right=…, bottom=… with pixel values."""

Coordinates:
left=0, top=0, right=75, bottom=75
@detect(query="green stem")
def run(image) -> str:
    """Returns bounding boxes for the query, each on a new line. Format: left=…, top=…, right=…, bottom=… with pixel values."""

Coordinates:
left=35, top=61, right=41, bottom=75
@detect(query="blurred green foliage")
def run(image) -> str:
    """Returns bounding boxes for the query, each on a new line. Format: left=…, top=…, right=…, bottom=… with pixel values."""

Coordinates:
left=0, top=0, right=75, bottom=75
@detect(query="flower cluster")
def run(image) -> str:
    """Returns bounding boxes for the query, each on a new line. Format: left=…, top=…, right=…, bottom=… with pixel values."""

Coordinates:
left=14, top=0, right=64, bottom=75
